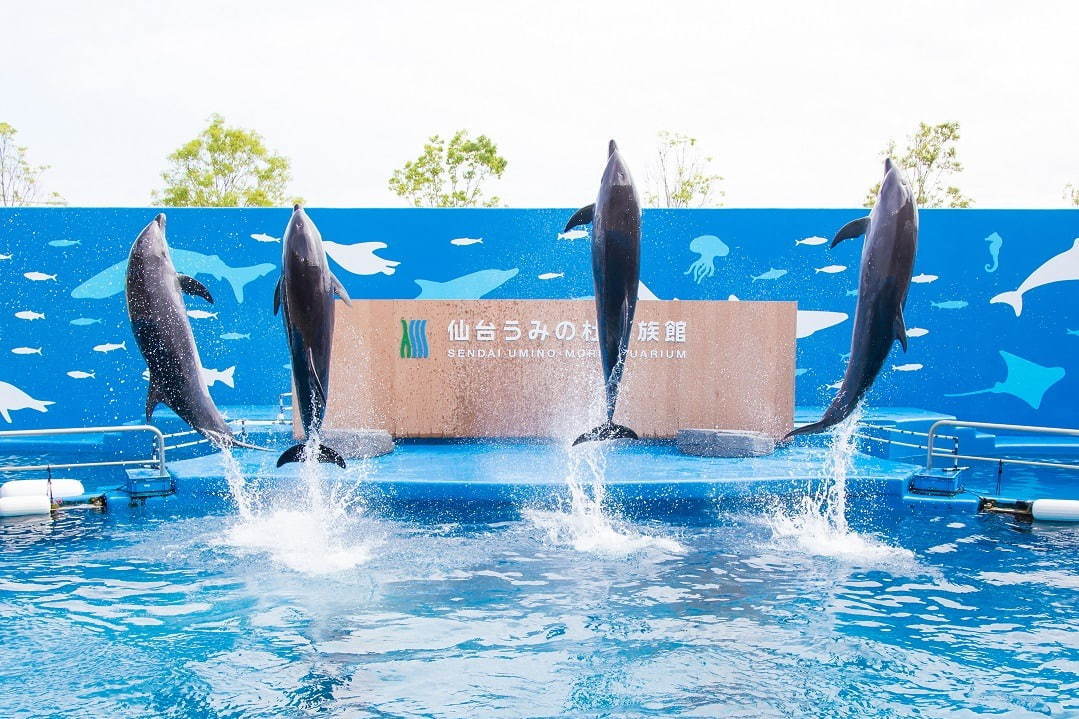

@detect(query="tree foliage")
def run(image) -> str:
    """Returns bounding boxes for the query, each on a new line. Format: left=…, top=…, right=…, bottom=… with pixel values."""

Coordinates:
left=154, top=114, right=293, bottom=207
left=865, top=122, right=972, bottom=208
left=0, top=122, right=65, bottom=206
left=1065, top=184, right=1079, bottom=207
left=645, top=131, right=723, bottom=208
left=388, top=130, right=507, bottom=207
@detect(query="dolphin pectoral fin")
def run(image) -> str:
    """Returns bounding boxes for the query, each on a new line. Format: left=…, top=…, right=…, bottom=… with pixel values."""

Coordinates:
left=273, top=277, right=283, bottom=315
left=178, top=275, right=214, bottom=303
left=564, top=204, right=595, bottom=232
left=831, top=217, right=870, bottom=247
left=572, top=422, right=638, bottom=446
left=276, top=443, right=346, bottom=468
left=330, top=273, right=353, bottom=307
left=145, top=381, right=162, bottom=422
left=894, top=309, right=909, bottom=351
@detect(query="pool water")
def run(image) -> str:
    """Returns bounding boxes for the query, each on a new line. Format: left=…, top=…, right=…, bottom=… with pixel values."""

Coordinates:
left=1, top=440, right=1077, bottom=718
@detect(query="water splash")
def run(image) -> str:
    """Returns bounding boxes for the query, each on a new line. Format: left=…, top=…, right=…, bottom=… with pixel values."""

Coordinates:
left=526, top=443, right=684, bottom=557
left=220, top=435, right=380, bottom=574
left=220, top=448, right=253, bottom=520
left=770, top=406, right=913, bottom=563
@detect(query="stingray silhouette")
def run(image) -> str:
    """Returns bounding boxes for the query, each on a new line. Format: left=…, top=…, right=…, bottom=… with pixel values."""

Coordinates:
left=946, top=350, right=1065, bottom=409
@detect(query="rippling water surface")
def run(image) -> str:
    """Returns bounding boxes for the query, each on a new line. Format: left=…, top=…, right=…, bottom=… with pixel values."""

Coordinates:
left=1, top=444, right=1077, bottom=718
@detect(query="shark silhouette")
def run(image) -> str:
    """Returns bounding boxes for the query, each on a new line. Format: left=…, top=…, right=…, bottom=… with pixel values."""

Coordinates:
left=72, top=249, right=274, bottom=303
left=946, top=350, right=1065, bottom=409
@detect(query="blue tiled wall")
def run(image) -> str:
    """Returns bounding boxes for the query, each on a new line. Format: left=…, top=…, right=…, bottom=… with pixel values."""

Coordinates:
left=0, top=208, right=1075, bottom=430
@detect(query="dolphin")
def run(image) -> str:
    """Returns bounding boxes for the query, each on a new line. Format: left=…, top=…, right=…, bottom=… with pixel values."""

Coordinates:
left=274, top=205, right=352, bottom=468
left=565, top=140, right=641, bottom=445
left=785, top=158, right=918, bottom=439
left=126, top=214, right=259, bottom=450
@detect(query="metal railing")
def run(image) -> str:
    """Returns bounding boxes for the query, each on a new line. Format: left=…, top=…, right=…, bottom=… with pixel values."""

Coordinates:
left=925, top=420, right=1079, bottom=472
left=277, top=392, right=293, bottom=423
left=0, top=425, right=166, bottom=475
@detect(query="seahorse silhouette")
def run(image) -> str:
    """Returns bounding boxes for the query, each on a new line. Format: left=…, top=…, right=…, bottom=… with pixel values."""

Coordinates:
left=984, top=232, right=1003, bottom=273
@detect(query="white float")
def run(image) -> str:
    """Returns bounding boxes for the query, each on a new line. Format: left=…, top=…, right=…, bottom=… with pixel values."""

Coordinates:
left=0, top=478, right=85, bottom=499
left=1031, top=499, right=1079, bottom=522
left=0, top=495, right=51, bottom=517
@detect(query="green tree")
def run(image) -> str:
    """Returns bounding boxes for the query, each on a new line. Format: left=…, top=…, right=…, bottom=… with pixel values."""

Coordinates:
left=388, top=130, right=507, bottom=207
left=865, top=122, right=972, bottom=208
left=1065, top=184, right=1079, bottom=207
left=154, top=114, right=293, bottom=207
left=645, top=131, right=723, bottom=208
left=0, top=123, right=65, bottom=206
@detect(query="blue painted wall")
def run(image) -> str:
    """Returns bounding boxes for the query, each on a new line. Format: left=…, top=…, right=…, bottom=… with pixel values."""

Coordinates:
left=0, top=208, right=1076, bottom=431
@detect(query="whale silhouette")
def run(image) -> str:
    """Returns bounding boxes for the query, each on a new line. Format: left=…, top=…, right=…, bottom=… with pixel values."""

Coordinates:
left=946, top=350, right=1064, bottom=409
left=73, top=249, right=274, bottom=303
left=413, top=268, right=519, bottom=299
left=795, top=310, right=849, bottom=339
left=0, top=381, right=54, bottom=423
left=990, top=238, right=1079, bottom=316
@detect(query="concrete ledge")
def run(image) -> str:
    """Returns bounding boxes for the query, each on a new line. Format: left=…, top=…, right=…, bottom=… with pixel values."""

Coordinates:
left=322, top=429, right=395, bottom=459
left=676, top=428, right=776, bottom=458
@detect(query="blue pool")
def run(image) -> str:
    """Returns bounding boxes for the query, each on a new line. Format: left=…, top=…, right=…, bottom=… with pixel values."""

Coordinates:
left=1, top=434, right=1078, bottom=718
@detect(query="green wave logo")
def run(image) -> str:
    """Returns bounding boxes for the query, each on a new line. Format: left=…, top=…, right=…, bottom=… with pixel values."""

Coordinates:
left=399, top=319, right=429, bottom=359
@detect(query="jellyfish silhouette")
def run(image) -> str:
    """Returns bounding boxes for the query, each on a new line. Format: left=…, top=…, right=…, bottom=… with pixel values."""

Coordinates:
left=683, top=234, right=729, bottom=283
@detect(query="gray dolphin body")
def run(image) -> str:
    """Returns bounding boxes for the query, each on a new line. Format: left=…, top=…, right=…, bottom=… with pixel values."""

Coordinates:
left=126, top=214, right=252, bottom=449
left=786, top=158, right=918, bottom=439
left=565, top=140, right=641, bottom=445
left=274, top=206, right=352, bottom=467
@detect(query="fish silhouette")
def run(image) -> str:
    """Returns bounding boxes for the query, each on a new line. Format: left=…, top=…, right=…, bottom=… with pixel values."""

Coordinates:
left=72, top=249, right=274, bottom=302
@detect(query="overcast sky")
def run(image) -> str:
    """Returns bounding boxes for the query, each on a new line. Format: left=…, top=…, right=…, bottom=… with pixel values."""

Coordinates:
left=4, top=0, right=1077, bottom=208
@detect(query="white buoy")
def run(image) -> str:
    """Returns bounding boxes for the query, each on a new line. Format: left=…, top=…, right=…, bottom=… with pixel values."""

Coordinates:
left=0, top=495, right=52, bottom=517
left=0, top=479, right=84, bottom=499
left=1031, top=499, right=1079, bottom=522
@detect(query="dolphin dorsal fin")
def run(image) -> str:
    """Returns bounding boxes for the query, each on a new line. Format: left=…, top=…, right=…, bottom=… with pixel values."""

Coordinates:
left=608, top=140, right=618, bottom=157
left=273, top=277, right=283, bottom=315
left=565, top=204, right=595, bottom=232
left=832, top=217, right=871, bottom=247
left=145, top=377, right=162, bottom=422
left=894, top=307, right=909, bottom=351
left=178, top=275, right=214, bottom=303
left=330, top=273, right=353, bottom=307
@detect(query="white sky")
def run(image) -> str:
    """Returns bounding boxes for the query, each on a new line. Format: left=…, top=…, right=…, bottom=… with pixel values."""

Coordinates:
left=3, top=0, right=1077, bottom=208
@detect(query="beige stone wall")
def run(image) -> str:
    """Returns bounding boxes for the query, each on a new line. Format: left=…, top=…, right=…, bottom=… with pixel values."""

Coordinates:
left=314, top=300, right=795, bottom=440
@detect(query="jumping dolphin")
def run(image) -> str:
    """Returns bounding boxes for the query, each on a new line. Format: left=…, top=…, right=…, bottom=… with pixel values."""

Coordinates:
left=785, top=159, right=918, bottom=439
left=565, top=140, right=641, bottom=445
left=126, top=214, right=258, bottom=449
left=274, top=205, right=352, bottom=468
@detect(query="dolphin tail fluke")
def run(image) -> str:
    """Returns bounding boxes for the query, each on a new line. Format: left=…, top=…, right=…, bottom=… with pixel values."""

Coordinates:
left=276, top=443, right=347, bottom=469
left=989, top=290, right=1023, bottom=316
left=572, top=422, right=638, bottom=446
left=781, top=419, right=836, bottom=442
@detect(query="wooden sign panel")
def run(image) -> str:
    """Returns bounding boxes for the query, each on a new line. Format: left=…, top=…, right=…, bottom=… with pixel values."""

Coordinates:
left=320, top=300, right=795, bottom=439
